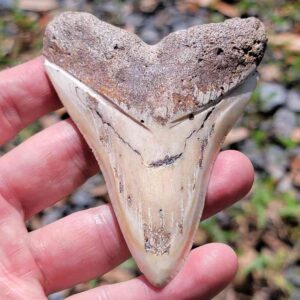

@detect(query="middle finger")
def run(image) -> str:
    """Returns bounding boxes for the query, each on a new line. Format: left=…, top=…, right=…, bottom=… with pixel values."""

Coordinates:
left=0, top=119, right=253, bottom=220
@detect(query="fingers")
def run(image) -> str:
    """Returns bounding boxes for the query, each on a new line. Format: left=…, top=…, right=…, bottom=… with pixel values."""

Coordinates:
left=0, top=120, right=98, bottom=219
left=0, top=57, right=60, bottom=144
left=203, top=150, right=254, bottom=219
left=0, top=112, right=254, bottom=219
left=30, top=205, right=129, bottom=293
left=29, top=157, right=248, bottom=295
left=66, top=243, right=238, bottom=300
left=29, top=205, right=129, bottom=294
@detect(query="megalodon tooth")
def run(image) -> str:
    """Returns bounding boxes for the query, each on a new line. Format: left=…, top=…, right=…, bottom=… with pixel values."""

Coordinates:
left=43, top=12, right=267, bottom=287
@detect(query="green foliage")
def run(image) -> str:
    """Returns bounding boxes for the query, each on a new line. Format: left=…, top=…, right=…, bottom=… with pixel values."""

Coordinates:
left=120, top=258, right=137, bottom=271
left=251, top=179, right=274, bottom=228
left=244, top=254, right=270, bottom=276
left=12, top=9, right=37, bottom=31
left=276, top=137, right=298, bottom=150
left=283, top=56, right=300, bottom=87
left=201, top=217, right=239, bottom=244
left=13, top=122, right=41, bottom=145
left=251, top=129, right=268, bottom=146
left=279, top=193, right=300, bottom=219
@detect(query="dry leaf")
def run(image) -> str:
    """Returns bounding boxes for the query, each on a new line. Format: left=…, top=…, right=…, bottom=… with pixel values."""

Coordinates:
left=19, top=0, right=58, bottom=12
left=101, top=267, right=135, bottom=283
left=291, top=128, right=300, bottom=143
left=90, top=184, right=108, bottom=197
left=291, top=155, right=300, bottom=187
left=224, top=127, right=249, bottom=146
left=258, top=64, right=282, bottom=82
left=269, top=33, right=300, bottom=53
left=139, top=0, right=159, bottom=13
left=213, top=2, right=240, bottom=17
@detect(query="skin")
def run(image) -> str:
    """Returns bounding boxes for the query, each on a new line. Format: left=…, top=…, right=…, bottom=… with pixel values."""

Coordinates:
left=0, top=57, right=254, bottom=300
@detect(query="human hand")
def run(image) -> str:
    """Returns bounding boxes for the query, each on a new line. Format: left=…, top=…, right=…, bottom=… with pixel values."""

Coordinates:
left=0, top=57, right=254, bottom=299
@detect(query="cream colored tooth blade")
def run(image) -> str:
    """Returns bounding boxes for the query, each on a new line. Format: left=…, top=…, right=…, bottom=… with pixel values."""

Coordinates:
left=45, top=59, right=257, bottom=287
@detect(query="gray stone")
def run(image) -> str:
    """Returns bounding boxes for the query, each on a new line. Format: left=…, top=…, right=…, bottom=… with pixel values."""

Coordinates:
left=264, top=145, right=288, bottom=180
left=139, top=26, right=161, bottom=44
left=60, top=0, right=87, bottom=11
left=272, top=108, right=297, bottom=139
left=241, top=140, right=265, bottom=169
left=259, top=82, right=287, bottom=112
left=0, top=0, right=13, bottom=9
left=291, top=289, right=300, bottom=300
left=287, top=90, right=300, bottom=113
left=70, top=189, right=96, bottom=207
left=259, top=119, right=273, bottom=132
left=285, top=266, right=300, bottom=287
left=125, top=13, right=144, bottom=28
left=277, top=175, right=294, bottom=193
left=48, top=291, right=68, bottom=300
left=42, top=207, right=63, bottom=225
left=70, top=188, right=94, bottom=207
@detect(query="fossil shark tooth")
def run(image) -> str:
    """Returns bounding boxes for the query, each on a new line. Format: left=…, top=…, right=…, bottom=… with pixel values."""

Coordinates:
left=43, top=12, right=267, bottom=287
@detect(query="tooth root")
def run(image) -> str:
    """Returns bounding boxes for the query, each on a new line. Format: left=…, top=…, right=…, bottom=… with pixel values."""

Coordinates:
left=45, top=60, right=258, bottom=286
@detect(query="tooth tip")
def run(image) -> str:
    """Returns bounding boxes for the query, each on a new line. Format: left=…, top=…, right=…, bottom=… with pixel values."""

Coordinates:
left=135, top=253, right=184, bottom=288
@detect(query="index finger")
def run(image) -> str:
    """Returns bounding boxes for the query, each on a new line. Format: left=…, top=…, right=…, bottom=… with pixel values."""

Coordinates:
left=0, top=57, right=60, bottom=144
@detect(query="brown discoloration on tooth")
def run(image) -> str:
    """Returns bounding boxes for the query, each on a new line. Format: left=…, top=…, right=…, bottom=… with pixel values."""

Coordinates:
left=87, top=95, right=98, bottom=107
left=119, top=181, right=123, bottom=193
left=43, top=12, right=267, bottom=124
left=143, top=224, right=171, bottom=255
left=172, top=93, right=198, bottom=113
left=127, top=195, right=133, bottom=206
left=177, top=222, right=183, bottom=235
left=199, top=136, right=209, bottom=168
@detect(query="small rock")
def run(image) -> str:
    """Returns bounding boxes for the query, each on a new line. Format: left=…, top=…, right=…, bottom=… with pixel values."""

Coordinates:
left=259, top=83, right=287, bottom=113
left=60, top=0, right=87, bottom=11
left=241, top=140, right=265, bottom=170
left=70, top=189, right=96, bottom=208
left=139, top=26, right=160, bottom=44
left=284, top=266, right=300, bottom=287
left=48, top=290, right=69, bottom=300
left=124, top=13, right=144, bottom=28
left=0, top=0, right=13, bottom=9
left=264, top=145, right=288, bottom=180
left=42, top=207, right=63, bottom=225
left=291, top=289, right=300, bottom=300
left=277, top=175, right=293, bottom=193
left=259, top=119, right=273, bottom=132
left=216, top=212, right=231, bottom=229
left=272, top=108, right=297, bottom=139
left=172, top=20, right=189, bottom=32
left=287, top=90, right=300, bottom=112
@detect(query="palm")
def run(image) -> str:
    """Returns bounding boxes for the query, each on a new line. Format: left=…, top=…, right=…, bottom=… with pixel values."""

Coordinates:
left=0, top=57, right=254, bottom=299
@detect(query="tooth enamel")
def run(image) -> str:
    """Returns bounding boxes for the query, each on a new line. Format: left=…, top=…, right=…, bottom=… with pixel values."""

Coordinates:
left=45, top=59, right=257, bottom=285
left=43, top=12, right=267, bottom=287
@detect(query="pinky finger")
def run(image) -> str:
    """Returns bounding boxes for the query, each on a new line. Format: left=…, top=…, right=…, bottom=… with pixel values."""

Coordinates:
left=66, top=243, right=237, bottom=300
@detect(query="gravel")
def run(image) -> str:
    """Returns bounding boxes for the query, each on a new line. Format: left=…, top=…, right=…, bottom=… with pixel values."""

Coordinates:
left=272, top=108, right=297, bottom=139
left=259, top=82, right=287, bottom=113
left=287, top=90, right=300, bottom=113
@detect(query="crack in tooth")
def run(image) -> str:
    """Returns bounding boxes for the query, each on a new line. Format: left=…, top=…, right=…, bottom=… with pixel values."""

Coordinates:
left=44, top=58, right=259, bottom=287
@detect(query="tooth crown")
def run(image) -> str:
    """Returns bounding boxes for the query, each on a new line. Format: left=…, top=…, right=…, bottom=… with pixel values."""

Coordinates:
left=43, top=12, right=266, bottom=287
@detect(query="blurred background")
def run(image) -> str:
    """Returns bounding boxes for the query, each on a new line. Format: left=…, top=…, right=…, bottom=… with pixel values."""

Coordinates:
left=0, top=0, right=299, bottom=299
